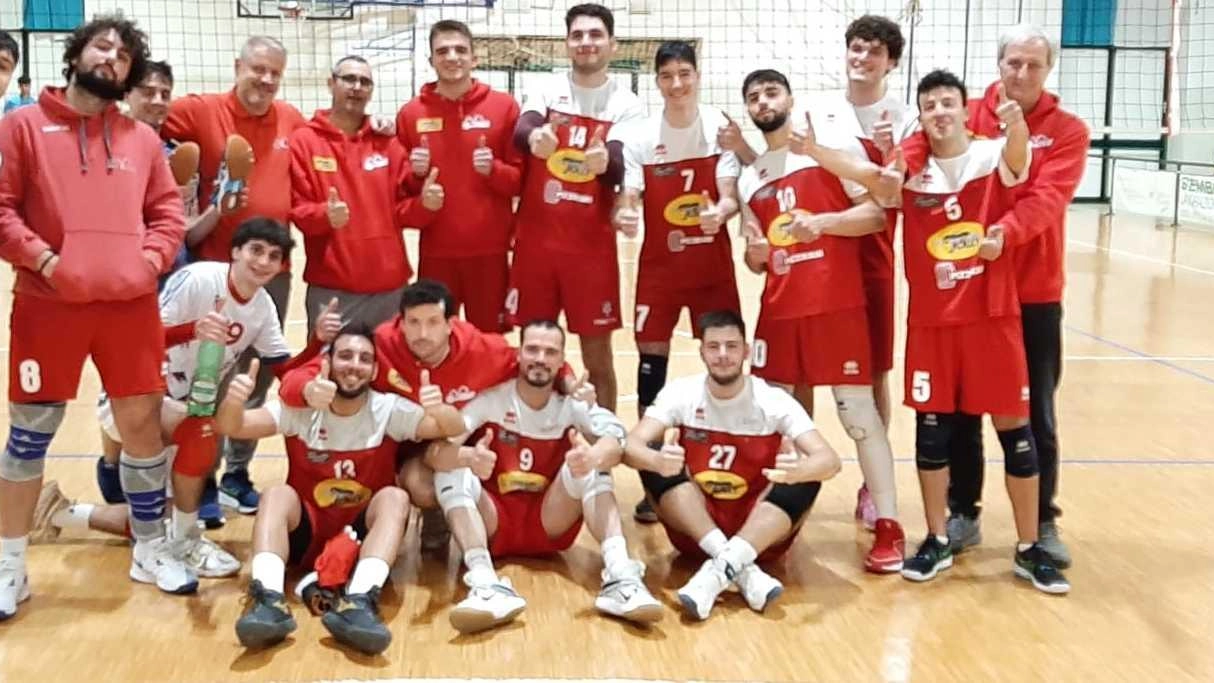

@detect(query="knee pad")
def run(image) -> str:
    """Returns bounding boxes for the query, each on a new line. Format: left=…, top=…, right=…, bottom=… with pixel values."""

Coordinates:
left=434, top=468, right=481, bottom=512
left=763, top=481, right=822, bottom=523
left=637, top=354, right=670, bottom=409
left=170, top=416, right=220, bottom=478
left=915, top=412, right=954, bottom=471
left=637, top=468, right=691, bottom=503
left=998, top=425, right=1039, bottom=478
left=560, top=465, right=614, bottom=503
left=1, top=402, right=65, bottom=482
left=832, top=385, right=885, bottom=441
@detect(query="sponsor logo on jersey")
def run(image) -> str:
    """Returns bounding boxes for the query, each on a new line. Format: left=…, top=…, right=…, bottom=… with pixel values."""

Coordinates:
left=417, top=117, right=443, bottom=133
left=766, top=209, right=811, bottom=248
left=546, top=148, right=595, bottom=184
left=313, top=155, right=338, bottom=172
left=498, top=430, right=518, bottom=446
left=654, top=143, right=668, bottom=157
left=593, top=300, right=617, bottom=326
left=503, top=410, right=518, bottom=426
left=1029, top=134, right=1054, bottom=149
left=498, top=471, right=549, bottom=494
left=461, top=113, right=491, bottom=130
left=446, top=385, right=476, bottom=404
left=652, top=164, right=676, bottom=177
left=914, top=196, right=941, bottom=208
left=684, top=428, right=709, bottom=443
left=306, top=449, right=330, bottom=464
left=694, top=407, right=706, bottom=422
left=843, top=360, right=860, bottom=376
left=933, top=262, right=985, bottom=290
left=694, top=470, right=748, bottom=500
left=754, top=185, right=775, bottom=200
left=363, top=153, right=389, bottom=171
left=926, top=222, right=984, bottom=261
left=386, top=369, right=412, bottom=394
left=542, top=179, right=593, bottom=205
left=106, top=156, right=135, bottom=173
left=663, top=193, right=706, bottom=227
left=313, top=478, right=371, bottom=508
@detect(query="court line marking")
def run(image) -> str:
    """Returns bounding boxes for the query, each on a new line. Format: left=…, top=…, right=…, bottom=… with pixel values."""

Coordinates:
left=1064, top=325, right=1214, bottom=386
left=300, top=679, right=689, bottom=683
left=1067, top=237, right=1214, bottom=278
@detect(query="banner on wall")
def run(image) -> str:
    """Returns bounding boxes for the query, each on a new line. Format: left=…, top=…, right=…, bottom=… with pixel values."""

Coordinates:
left=1178, top=174, right=1214, bottom=227
left=1111, top=166, right=1176, bottom=221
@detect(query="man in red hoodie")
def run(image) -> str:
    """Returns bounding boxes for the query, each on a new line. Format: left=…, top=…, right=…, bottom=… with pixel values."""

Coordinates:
left=942, top=25, right=1090, bottom=568
left=291, top=55, right=418, bottom=333
left=0, top=15, right=191, bottom=619
left=395, top=20, right=523, bottom=333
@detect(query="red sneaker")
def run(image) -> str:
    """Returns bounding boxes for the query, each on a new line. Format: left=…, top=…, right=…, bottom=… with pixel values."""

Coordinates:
left=865, top=518, right=906, bottom=573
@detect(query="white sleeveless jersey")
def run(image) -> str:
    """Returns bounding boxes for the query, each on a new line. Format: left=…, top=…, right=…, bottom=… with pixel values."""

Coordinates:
left=618, top=105, right=742, bottom=192
left=159, top=261, right=290, bottom=400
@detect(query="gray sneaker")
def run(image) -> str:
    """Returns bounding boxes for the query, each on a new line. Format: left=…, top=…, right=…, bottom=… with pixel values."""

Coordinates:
left=946, top=514, right=982, bottom=553
left=1037, top=521, right=1072, bottom=569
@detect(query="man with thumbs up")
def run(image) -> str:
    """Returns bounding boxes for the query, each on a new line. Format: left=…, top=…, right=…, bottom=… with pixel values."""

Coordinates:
left=395, top=20, right=523, bottom=333
left=290, top=55, right=416, bottom=334
left=624, top=310, right=842, bottom=621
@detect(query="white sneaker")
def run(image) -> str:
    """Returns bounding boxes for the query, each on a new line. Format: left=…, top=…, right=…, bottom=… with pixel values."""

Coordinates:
left=175, top=529, right=240, bottom=579
left=0, top=555, right=30, bottom=620
left=449, top=576, right=526, bottom=634
left=732, top=563, right=783, bottom=612
left=32, top=480, right=71, bottom=544
left=595, top=560, right=662, bottom=624
left=677, top=558, right=730, bottom=621
left=131, top=537, right=199, bottom=594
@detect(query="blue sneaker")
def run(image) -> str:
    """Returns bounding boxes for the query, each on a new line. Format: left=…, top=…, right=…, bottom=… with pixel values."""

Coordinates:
left=96, top=457, right=125, bottom=504
left=220, top=470, right=259, bottom=514
left=200, top=476, right=226, bottom=530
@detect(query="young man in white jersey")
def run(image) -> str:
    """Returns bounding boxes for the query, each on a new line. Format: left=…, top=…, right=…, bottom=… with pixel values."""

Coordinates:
left=219, top=324, right=465, bottom=655
left=426, top=319, right=661, bottom=634
left=624, top=310, right=842, bottom=620
left=40, top=219, right=340, bottom=582
left=736, top=69, right=906, bottom=572
left=508, top=3, right=647, bottom=414
left=611, top=40, right=743, bottom=526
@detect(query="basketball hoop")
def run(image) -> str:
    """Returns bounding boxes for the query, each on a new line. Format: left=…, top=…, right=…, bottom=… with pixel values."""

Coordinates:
left=277, top=0, right=307, bottom=20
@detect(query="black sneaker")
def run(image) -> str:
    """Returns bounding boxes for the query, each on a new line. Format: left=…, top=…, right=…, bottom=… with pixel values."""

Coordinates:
left=220, top=469, right=260, bottom=514
left=235, top=580, right=296, bottom=648
left=633, top=498, right=659, bottom=524
left=901, top=535, right=954, bottom=582
left=200, top=475, right=225, bottom=530
left=321, top=587, right=392, bottom=655
left=1014, top=543, right=1071, bottom=595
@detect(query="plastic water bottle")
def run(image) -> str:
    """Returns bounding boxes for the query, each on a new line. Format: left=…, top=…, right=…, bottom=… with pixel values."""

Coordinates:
left=187, top=339, right=225, bottom=417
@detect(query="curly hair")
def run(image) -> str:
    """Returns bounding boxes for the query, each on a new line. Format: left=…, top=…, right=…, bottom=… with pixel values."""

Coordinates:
left=61, top=13, right=150, bottom=93
left=845, top=15, right=905, bottom=62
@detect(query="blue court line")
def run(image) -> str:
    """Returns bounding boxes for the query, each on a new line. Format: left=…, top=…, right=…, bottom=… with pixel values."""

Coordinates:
left=1065, top=325, right=1214, bottom=386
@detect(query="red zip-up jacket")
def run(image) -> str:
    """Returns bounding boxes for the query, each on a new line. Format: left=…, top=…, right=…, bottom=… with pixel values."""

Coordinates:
left=0, top=87, right=185, bottom=303
left=395, top=80, right=523, bottom=258
left=902, top=82, right=1090, bottom=304
left=289, top=110, right=414, bottom=293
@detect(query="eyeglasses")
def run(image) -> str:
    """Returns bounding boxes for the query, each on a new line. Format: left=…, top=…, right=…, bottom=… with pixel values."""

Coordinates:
left=335, top=73, right=374, bottom=88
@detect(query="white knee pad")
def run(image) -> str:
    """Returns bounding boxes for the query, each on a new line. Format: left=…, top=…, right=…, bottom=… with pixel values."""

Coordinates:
left=832, top=385, right=885, bottom=441
left=96, top=394, right=122, bottom=443
left=2, top=403, right=65, bottom=482
left=434, top=468, right=482, bottom=513
left=560, top=464, right=614, bottom=503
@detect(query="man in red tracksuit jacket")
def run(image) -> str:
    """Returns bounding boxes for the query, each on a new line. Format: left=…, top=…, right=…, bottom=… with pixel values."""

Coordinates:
left=395, top=19, right=523, bottom=333
left=290, top=55, right=422, bottom=333
left=0, top=16, right=191, bottom=618
left=920, top=26, right=1090, bottom=567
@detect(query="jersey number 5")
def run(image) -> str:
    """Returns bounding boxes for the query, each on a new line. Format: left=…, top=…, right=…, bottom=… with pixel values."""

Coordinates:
left=944, top=196, right=962, bottom=221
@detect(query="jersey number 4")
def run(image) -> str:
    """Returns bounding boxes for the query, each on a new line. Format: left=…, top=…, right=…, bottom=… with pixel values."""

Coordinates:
left=708, top=444, right=737, bottom=470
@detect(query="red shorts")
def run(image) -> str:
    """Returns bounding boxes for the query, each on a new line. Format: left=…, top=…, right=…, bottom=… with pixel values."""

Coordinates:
left=633, top=275, right=740, bottom=344
left=903, top=317, right=1030, bottom=417
left=419, top=252, right=509, bottom=333
left=288, top=502, right=368, bottom=570
left=751, top=307, right=872, bottom=387
left=864, top=277, right=895, bottom=374
left=8, top=293, right=165, bottom=402
left=506, top=243, right=620, bottom=336
left=487, top=490, right=582, bottom=558
left=663, top=498, right=796, bottom=564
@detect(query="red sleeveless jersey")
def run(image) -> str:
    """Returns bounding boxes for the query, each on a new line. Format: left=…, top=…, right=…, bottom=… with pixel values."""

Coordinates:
left=639, top=153, right=735, bottom=289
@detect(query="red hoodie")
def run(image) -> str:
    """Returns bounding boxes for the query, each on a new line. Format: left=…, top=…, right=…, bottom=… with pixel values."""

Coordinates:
left=0, top=87, right=185, bottom=303
left=902, top=82, right=1090, bottom=303
left=395, top=80, right=522, bottom=259
left=289, top=110, right=414, bottom=293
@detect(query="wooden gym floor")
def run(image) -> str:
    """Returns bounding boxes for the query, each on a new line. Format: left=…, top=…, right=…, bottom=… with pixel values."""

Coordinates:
left=1, top=205, right=1212, bottom=683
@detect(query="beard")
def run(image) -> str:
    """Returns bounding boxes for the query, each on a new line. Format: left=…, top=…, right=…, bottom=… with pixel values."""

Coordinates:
left=751, top=110, right=788, bottom=133
left=708, top=366, right=744, bottom=387
left=336, top=381, right=370, bottom=399
left=523, top=366, right=555, bottom=388
left=75, top=69, right=126, bottom=101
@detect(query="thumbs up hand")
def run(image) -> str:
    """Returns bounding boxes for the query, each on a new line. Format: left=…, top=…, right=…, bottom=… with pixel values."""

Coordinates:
left=653, top=428, right=685, bottom=477
left=565, top=427, right=595, bottom=478
left=789, top=111, right=818, bottom=156
left=304, top=357, right=337, bottom=412
left=313, top=297, right=343, bottom=344
left=872, top=110, right=895, bottom=157
left=763, top=450, right=811, bottom=484
left=699, top=190, right=723, bottom=235
left=995, top=83, right=1025, bottom=131
left=979, top=224, right=1005, bottom=261
left=326, top=187, right=349, bottom=229
left=613, top=204, right=640, bottom=238
left=473, top=134, right=494, bottom=176
left=529, top=123, right=559, bottom=159
left=469, top=428, right=497, bottom=480
left=742, top=215, right=770, bottom=267
left=418, top=368, right=444, bottom=408
left=411, top=135, right=431, bottom=176
left=584, top=125, right=608, bottom=176
left=568, top=369, right=597, bottom=406
left=226, top=357, right=261, bottom=405
left=195, top=297, right=230, bottom=345
left=875, top=146, right=907, bottom=207
left=421, top=167, right=444, bottom=211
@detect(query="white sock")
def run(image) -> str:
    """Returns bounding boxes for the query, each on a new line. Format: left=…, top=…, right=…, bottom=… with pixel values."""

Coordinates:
left=347, top=557, right=390, bottom=595
left=0, top=536, right=28, bottom=560
left=52, top=503, right=94, bottom=531
left=251, top=552, right=286, bottom=594
left=463, top=547, right=498, bottom=586
left=697, top=528, right=728, bottom=558
left=600, top=535, right=630, bottom=574
left=935, top=534, right=949, bottom=546
left=1017, top=542, right=1034, bottom=553
left=172, top=507, right=199, bottom=540
left=718, top=537, right=758, bottom=573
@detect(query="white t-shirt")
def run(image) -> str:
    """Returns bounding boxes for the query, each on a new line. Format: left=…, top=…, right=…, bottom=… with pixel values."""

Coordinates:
left=736, top=132, right=870, bottom=206
left=522, top=73, right=646, bottom=125
left=806, top=89, right=920, bottom=147
left=618, top=105, right=742, bottom=192
left=455, top=380, right=626, bottom=444
left=159, top=261, right=289, bottom=400
left=265, top=391, right=424, bottom=450
left=646, top=373, right=815, bottom=440
left=905, top=138, right=1030, bottom=195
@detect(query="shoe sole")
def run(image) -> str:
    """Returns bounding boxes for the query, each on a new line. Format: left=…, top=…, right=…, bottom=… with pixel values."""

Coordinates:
left=236, top=618, right=297, bottom=649
left=129, top=565, right=199, bottom=594
left=676, top=592, right=710, bottom=621
left=633, top=512, right=660, bottom=524
left=865, top=557, right=905, bottom=573
left=900, top=555, right=954, bottom=582
left=169, top=141, right=200, bottom=186
left=599, top=601, right=664, bottom=624
left=217, top=491, right=257, bottom=515
left=749, top=585, right=783, bottom=613
left=449, top=604, right=524, bottom=634
left=218, top=134, right=254, bottom=213
left=194, top=563, right=241, bottom=579
left=1013, top=565, right=1071, bottom=595
left=321, top=613, right=392, bottom=655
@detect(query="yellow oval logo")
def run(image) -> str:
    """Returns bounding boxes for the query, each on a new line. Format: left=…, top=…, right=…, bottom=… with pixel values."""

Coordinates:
left=662, top=192, right=706, bottom=227
left=546, top=148, right=594, bottom=184
left=693, top=470, right=749, bottom=501
left=926, top=221, right=984, bottom=261
left=498, top=471, right=550, bottom=495
left=314, top=479, right=372, bottom=508
left=766, top=209, right=811, bottom=248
